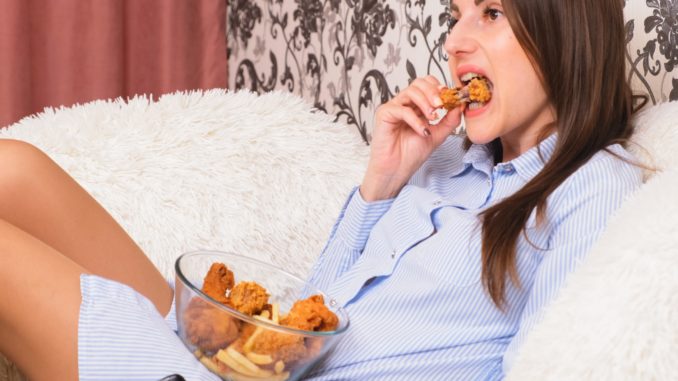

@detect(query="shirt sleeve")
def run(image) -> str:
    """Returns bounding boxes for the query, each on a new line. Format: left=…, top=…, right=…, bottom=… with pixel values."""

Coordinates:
left=501, top=153, right=642, bottom=376
left=307, top=186, right=394, bottom=292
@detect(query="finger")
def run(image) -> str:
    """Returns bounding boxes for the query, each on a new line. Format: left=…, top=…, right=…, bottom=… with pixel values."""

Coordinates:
left=381, top=104, right=432, bottom=138
left=430, top=108, right=463, bottom=142
left=421, top=75, right=443, bottom=87
left=412, top=77, right=445, bottom=111
left=398, top=86, right=440, bottom=121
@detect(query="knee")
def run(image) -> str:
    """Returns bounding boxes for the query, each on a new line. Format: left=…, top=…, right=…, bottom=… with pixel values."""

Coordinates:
left=0, top=139, right=51, bottom=196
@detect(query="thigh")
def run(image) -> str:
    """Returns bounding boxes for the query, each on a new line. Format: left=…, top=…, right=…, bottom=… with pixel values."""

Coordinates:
left=0, top=218, right=84, bottom=381
left=0, top=139, right=172, bottom=315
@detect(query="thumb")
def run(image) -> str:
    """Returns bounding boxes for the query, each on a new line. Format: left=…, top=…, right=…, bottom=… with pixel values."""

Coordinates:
left=430, top=107, right=463, bottom=144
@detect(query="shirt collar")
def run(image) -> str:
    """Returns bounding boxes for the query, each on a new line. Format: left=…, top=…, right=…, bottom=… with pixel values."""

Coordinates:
left=457, top=141, right=494, bottom=177
left=452, top=133, right=558, bottom=181
left=509, top=133, right=558, bottom=181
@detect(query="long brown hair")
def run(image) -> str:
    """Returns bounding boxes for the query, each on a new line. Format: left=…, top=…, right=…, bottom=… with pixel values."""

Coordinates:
left=478, top=0, right=636, bottom=308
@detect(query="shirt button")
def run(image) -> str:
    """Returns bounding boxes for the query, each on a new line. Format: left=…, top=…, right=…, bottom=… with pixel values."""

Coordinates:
left=432, top=200, right=442, bottom=206
left=391, top=249, right=396, bottom=259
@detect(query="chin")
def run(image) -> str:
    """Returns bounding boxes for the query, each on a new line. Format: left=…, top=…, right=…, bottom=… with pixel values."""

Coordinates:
left=464, top=124, right=498, bottom=146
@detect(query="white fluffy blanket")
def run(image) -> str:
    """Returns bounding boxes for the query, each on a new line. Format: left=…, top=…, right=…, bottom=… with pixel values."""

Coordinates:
left=507, top=101, right=678, bottom=380
left=0, top=90, right=368, bottom=279
left=1, top=91, right=676, bottom=380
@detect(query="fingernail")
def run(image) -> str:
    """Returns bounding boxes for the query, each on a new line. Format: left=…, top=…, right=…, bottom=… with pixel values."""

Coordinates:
left=423, top=128, right=432, bottom=137
left=433, top=97, right=443, bottom=107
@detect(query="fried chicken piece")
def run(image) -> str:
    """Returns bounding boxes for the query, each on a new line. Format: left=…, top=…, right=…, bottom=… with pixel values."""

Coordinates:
left=440, top=87, right=464, bottom=110
left=305, top=336, right=327, bottom=360
left=248, top=330, right=308, bottom=364
left=201, top=263, right=234, bottom=304
left=467, top=77, right=492, bottom=103
left=228, top=322, right=258, bottom=352
left=230, top=281, right=270, bottom=316
left=440, top=77, right=492, bottom=110
left=280, top=295, right=338, bottom=332
left=183, top=297, right=241, bottom=352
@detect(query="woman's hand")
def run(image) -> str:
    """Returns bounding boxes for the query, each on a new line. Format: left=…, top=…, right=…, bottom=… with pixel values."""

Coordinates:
left=360, top=76, right=463, bottom=201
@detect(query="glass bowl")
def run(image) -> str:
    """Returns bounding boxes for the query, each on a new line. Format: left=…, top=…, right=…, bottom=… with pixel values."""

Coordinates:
left=174, top=250, right=349, bottom=381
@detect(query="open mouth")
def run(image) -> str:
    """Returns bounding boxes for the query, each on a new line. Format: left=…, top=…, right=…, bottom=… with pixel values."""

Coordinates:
left=459, top=72, right=493, bottom=110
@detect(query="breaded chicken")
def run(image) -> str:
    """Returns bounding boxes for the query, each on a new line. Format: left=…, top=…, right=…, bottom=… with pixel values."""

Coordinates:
left=440, top=87, right=464, bottom=110
left=183, top=298, right=240, bottom=352
left=187, top=263, right=341, bottom=373
left=280, top=295, right=338, bottom=332
left=230, top=281, right=270, bottom=316
left=201, top=263, right=234, bottom=304
left=467, top=77, right=492, bottom=103
left=440, top=77, right=492, bottom=110
left=248, top=330, right=308, bottom=364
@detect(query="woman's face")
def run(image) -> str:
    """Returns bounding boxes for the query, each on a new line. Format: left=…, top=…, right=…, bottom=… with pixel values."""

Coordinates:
left=445, top=0, right=554, bottom=161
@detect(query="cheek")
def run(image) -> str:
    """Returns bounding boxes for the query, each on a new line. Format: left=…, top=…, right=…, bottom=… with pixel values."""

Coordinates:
left=492, top=36, right=547, bottom=111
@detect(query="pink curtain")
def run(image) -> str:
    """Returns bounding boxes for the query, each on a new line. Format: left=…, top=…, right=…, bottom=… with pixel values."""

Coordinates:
left=0, top=0, right=227, bottom=128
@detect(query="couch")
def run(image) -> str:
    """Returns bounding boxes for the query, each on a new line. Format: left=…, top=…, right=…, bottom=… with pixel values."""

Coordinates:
left=1, top=88, right=677, bottom=380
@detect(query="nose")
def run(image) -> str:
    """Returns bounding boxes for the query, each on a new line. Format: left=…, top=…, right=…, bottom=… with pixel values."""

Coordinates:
left=444, top=20, right=477, bottom=58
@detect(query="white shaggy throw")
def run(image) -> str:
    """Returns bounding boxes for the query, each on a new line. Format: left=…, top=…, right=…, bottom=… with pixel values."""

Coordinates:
left=1, top=91, right=676, bottom=380
left=0, top=90, right=368, bottom=279
left=508, top=101, right=678, bottom=380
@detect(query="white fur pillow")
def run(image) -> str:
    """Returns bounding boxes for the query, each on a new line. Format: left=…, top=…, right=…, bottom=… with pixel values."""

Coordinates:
left=0, top=90, right=369, bottom=279
left=507, top=101, right=678, bottom=380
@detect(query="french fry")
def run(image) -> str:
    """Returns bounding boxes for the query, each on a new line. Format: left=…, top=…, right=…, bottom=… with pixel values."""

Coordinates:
left=216, top=347, right=273, bottom=378
left=223, top=370, right=290, bottom=381
left=243, top=326, right=264, bottom=352
left=253, top=315, right=272, bottom=323
left=227, top=346, right=267, bottom=374
left=246, top=351, right=274, bottom=365
left=216, top=349, right=259, bottom=377
left=274, top=360, right=285, bottom=374
left=271, top=303, right=280, bottom=324
left=199, top=356, right=221, bottom=374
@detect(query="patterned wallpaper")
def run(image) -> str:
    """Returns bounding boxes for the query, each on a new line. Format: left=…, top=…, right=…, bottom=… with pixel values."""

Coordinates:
left=227, top=0, right=678, bottom=144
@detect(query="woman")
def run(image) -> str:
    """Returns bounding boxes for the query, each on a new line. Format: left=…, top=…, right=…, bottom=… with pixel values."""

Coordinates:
left=307, top=0, right=641, bottom=378
left=0, top=0, right=641, bottom=380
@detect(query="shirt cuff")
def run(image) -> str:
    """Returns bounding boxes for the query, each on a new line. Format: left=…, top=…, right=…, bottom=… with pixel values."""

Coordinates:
left=334, top=186, right=394, bottom=251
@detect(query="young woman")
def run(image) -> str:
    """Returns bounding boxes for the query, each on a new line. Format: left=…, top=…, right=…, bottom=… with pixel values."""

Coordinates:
left=303, top=0, right=642, bottom=379
left=0, top=0, right=642, bottom=379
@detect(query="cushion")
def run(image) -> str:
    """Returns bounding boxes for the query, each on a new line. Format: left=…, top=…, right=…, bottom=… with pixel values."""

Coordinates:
left=506, top=101, right=678, bottom=380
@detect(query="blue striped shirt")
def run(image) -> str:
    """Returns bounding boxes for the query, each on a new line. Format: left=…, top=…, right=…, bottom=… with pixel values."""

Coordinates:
left=305, top=134, right=642, bottom=380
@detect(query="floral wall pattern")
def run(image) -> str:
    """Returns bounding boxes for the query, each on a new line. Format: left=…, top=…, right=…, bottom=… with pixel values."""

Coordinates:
left=625, top=0, right=678, bottom=105
left=228, top=0, right=677, bottom=144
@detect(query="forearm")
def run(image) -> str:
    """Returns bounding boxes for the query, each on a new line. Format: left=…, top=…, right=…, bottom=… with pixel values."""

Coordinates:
left=308, top=187, right=394, bottom=289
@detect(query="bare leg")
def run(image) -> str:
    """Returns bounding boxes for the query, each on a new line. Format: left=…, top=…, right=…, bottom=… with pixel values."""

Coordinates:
left=0, top=218, right=83, bottom=381
left=0, top=139, right=172, bottom=315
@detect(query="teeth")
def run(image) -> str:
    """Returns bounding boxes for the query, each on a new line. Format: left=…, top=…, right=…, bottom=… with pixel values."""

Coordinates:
left=460, top=72, right=480, bottom=83
left=467, top=102, right=484, bottom=110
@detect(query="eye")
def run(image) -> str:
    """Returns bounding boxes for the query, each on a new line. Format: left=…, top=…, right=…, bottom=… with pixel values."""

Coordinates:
left=483, top=6, right=503, bottom=21
left=447, top=16, right=459, bottom=31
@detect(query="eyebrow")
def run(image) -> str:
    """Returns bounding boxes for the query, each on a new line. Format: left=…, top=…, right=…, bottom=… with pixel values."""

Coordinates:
left=450, top=0, right=486, bottom=13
